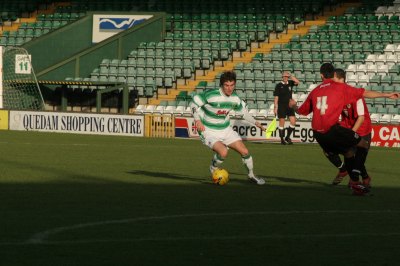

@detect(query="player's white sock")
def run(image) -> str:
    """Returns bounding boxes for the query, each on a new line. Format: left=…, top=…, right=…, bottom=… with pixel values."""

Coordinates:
left=213, top=153, right=224, bottom=166
left=242, top=155, right=254, bottom=177
left=210, top=153, right=224, bottom=173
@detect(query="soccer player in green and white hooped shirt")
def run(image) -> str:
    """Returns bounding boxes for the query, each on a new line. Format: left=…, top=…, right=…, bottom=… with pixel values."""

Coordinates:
left=190, top=71, right=266, bottom=185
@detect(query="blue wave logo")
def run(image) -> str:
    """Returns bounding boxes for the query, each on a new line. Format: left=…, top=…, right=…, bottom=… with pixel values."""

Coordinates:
left=99, top=18, right=146, bottom=30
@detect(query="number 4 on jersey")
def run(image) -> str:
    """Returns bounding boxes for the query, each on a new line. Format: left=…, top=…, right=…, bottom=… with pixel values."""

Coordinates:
left=316, top=96, right=328, bottom=114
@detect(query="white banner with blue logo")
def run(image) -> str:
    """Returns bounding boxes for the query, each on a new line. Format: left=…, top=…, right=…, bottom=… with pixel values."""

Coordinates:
left=92, top=14, right=153, bottom=43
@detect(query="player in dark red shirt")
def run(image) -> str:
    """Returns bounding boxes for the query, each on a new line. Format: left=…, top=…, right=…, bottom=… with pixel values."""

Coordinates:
left=327, top=69, right=372, bottom=188
left=289, top=63, right=399, bottom=195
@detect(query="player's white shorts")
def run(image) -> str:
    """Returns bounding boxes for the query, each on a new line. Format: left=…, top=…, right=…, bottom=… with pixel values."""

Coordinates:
left=200, top=126, right=242, bottom=149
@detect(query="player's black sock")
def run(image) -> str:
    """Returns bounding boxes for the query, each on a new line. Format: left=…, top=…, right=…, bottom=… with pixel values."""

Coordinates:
left=286, top=125, right=295, bottom=139
left=361, top=167, right=369, bottom=179
left=344, top=156, right=360, bottom=182
left=324, top=152, right=344, bottom=169
left=356, top=147, right=369, bottom=178
left=278, top=127, right=285, bottom=141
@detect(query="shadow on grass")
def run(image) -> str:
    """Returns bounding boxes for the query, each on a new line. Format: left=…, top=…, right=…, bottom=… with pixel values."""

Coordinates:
left=128, top=170, right=329, bottom=187
left=267, top=175, right=330, bottom=186
left=127, top=170, right=255, bottom=185
left=127, top=170, right=211, bottom=184
left=226, top=171, right=329, bottom=187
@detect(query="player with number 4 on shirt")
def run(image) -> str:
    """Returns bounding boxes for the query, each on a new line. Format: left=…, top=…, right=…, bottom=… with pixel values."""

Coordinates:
left=289, top=63, right=399, bottom=195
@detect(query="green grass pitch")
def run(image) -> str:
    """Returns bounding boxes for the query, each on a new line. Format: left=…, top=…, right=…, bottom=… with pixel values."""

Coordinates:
left=1, top=130, right=399, bottom=265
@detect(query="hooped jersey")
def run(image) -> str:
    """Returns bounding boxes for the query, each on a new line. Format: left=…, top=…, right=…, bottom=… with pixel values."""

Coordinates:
left=190, top=88, right=247, bottom=130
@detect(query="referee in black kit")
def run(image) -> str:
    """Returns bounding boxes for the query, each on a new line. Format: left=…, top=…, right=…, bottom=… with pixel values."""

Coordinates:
left=273, top=71, right=300, bottom=145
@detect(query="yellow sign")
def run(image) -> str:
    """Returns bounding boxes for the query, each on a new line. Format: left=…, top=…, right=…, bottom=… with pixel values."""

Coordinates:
left=0, top=110, right=9, bottom=130
left=145, top=114, right=175, bottom=138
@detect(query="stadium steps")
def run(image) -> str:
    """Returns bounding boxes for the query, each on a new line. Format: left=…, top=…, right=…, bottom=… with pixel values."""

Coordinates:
left=149, top=25, right=325, bottom=105
left=149, top=61, right=238, bottom=103
left=146, top=2, right=361, bottom=106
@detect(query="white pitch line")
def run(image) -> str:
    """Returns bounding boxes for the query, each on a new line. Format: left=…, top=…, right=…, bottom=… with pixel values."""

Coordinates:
left=1, top=232, right=400, bottom=246
left=21, top=210, right=400, bottom=245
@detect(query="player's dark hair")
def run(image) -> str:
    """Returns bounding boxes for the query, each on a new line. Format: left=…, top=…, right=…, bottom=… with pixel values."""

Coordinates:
left=219, top=71, right=236, bottom=87
left=334, top=68, right=346, bottom=82
left=320, top=63, right=335, bottom=79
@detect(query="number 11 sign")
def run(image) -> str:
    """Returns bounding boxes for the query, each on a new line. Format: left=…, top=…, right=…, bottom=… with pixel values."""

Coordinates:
left=15, top=54, right=32, bottom=74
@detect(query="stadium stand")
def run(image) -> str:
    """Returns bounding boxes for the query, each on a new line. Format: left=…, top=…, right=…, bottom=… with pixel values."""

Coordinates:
left=0, top=0, right=398, bottom=121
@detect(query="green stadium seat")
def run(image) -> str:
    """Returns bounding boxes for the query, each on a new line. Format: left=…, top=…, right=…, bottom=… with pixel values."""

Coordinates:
left=336, top=16, right=347, bottom=24
left=337, top=24, right=349, bottom=34
left=0, top=36, right=8, bottom=46
left=350, top=34, right=361, bottom=43
left=381, top=76, right=392, bottom=86
left=339, top=34, right=351, bottom=44
left=389, top=65, right=400, bottom=75
left=389, top=24, right=400, bottom=35
left=309, top=44, right=320, bottom=54
left=326, top=16, right=336, bottom=25
left=387, top=106, right=399, bottom=115
left=316, top=32, right=327, bottom=43
left=379, top=24, right=390, bottom=35
left=256, top=24, right=269, bottom=42
left=392, top=35, right=400, bottom=43
left=301, top=53, right=312, bottom=63
left=305, top=73, right=317, bottom=83
left=377, top=15, right=389, bottom=25
left=290, top=43, right=303, bottom=53
left=369, top=75, right=381, bottom=86
left=333, top=54, right=344, bottom=64
left=322, top=53, right=333, bottom=62
left=312, top=53, right=323, bottom=63
left=329, top=34, right=340, bottom=44
left=389, top=15, right=399, bottom=25
left=262, top=62, right=274, bottom=72
left=290, top=34, right=301, bottom=43
left=367, top=15, right=378, bottom=26
left=381, top=35, right=392, bottom=44
left=320, top=43, right=330, bottom=53
left=368, top=24, right=379, bottom=34
left=303, top=62, right=314, bottom=73
left=376, top=107, right=388, bottom=114
left=325, top=24, right=337, bottom=34
left=299, top=34, right=309, bottom=44
left=353, top=54, right=366, bottom=64
left=362, top=44, right=374, bottom=53
left=254, top=72, right=265, bottom=83
left=347, top=15, right=358, bottom=25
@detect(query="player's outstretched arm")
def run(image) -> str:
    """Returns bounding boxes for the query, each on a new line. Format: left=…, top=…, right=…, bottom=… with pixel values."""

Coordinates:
left=241, top=107, right=266, bottom=131
left=363, top=90, right=400, bottom=99
left=254, top=121, right=266, bottom=131
left=387, top=92, right=400, bottom=99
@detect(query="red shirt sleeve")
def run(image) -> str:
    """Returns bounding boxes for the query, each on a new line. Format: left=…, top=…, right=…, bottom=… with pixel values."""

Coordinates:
left=343, top=84, right=365, bottom=105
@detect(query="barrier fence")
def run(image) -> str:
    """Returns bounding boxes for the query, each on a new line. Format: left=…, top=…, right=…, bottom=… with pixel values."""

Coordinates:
left=145, top=114, right=175, bottom=138
left=0, top=110, right=398, bottom=147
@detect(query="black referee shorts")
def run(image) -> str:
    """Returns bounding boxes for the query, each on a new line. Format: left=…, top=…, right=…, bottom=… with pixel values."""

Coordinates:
left=277, top=105, right=295, bottom=119
left=314, top=124, right=362, bottom=155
